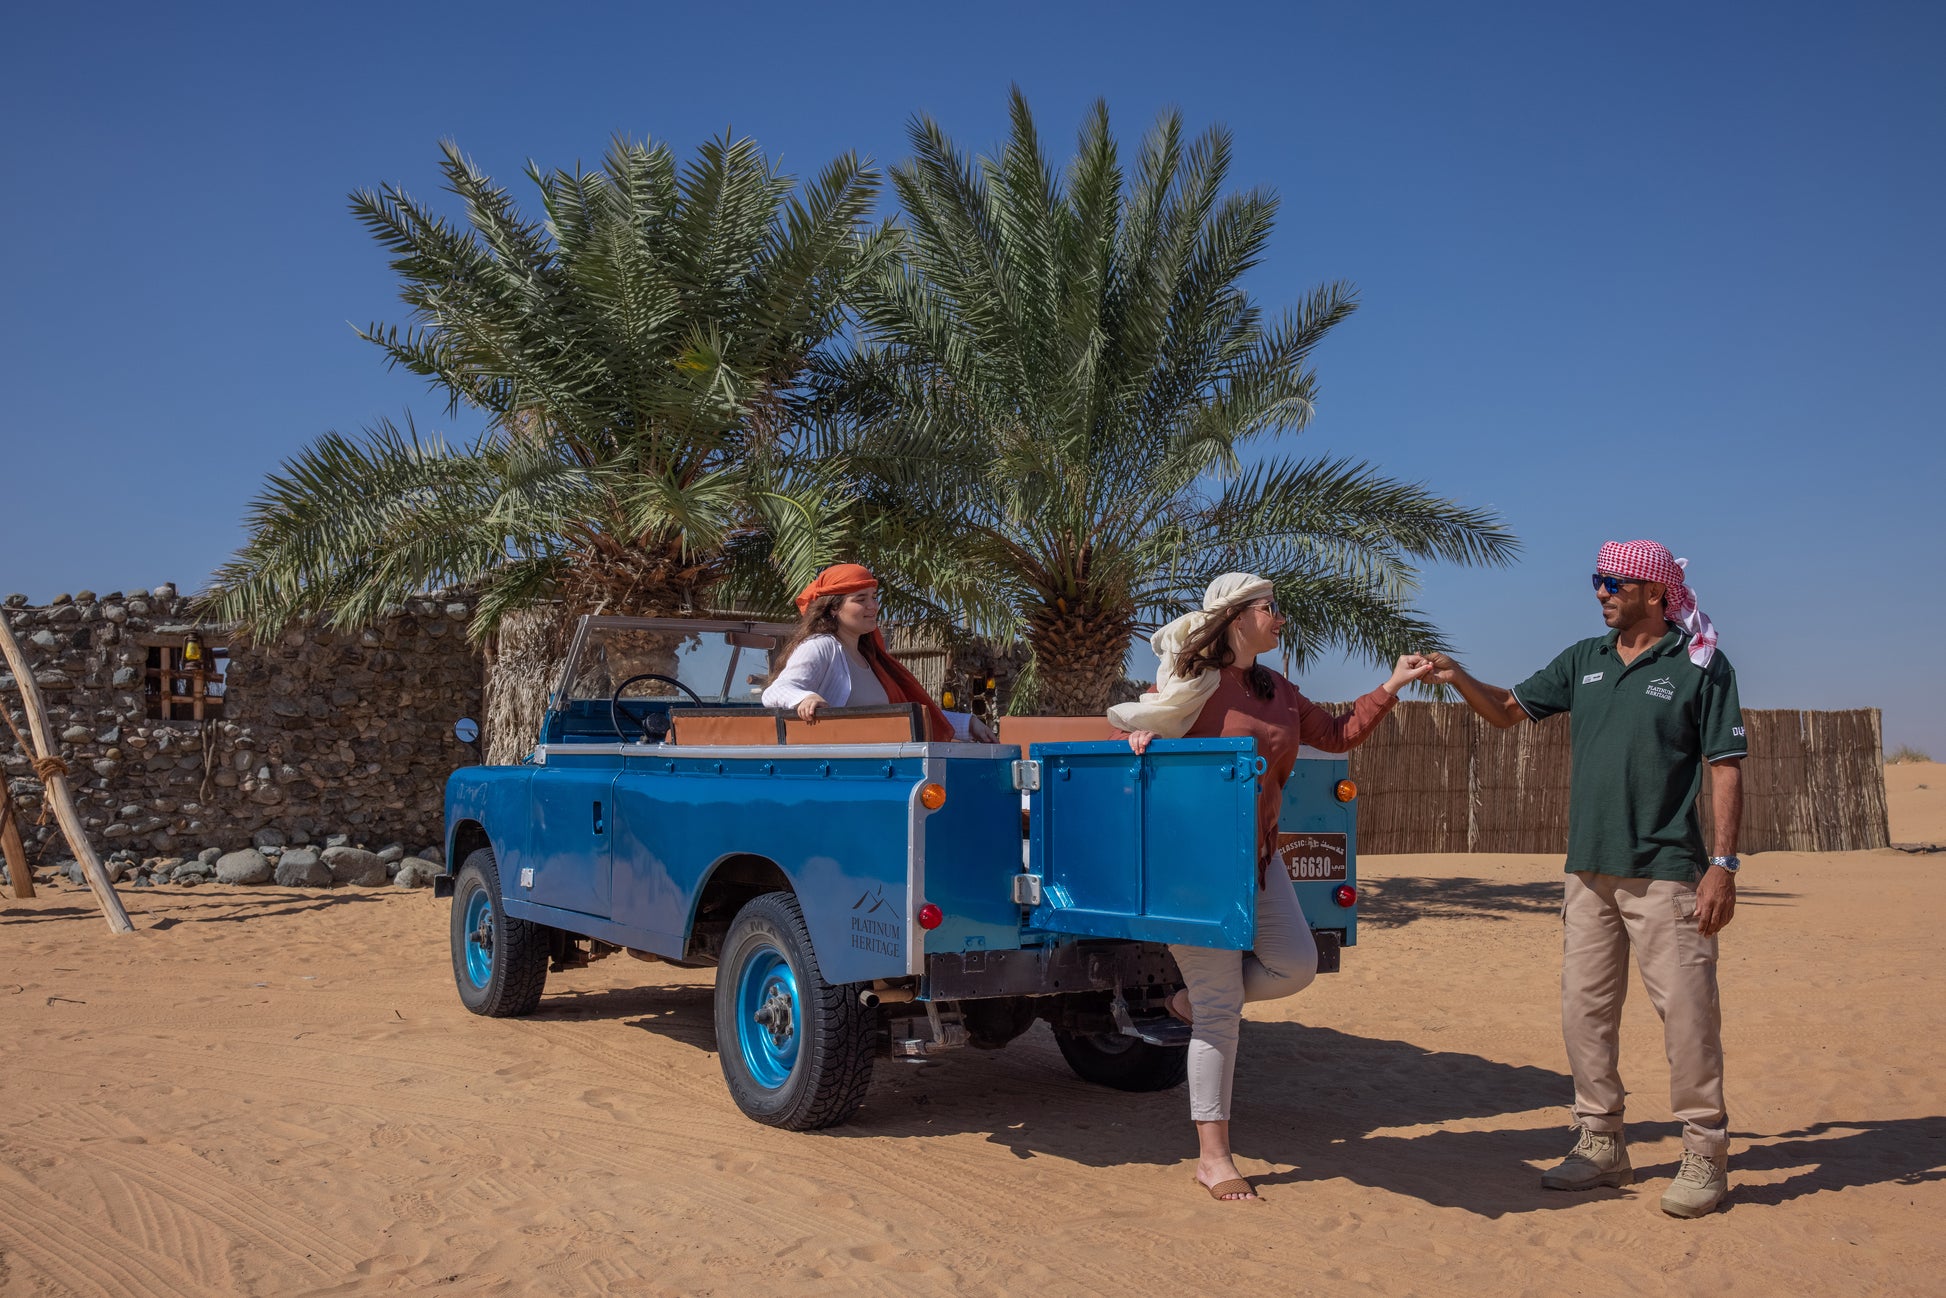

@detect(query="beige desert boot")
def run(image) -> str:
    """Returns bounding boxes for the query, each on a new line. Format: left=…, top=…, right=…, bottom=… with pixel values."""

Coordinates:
left=1540, top=1126, right=1633, bottom=1190
left=1659, top=1151, right=1729, bottom=1218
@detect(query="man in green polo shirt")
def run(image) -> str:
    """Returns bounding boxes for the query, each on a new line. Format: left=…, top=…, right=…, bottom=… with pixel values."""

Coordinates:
left=1429, top=539, right=1744, bottom=1218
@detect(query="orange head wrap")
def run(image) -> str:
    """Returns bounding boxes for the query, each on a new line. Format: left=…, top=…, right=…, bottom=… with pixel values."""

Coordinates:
left=794, top=562, right=879, bottom=615
left=791, top=564, right=956, bottom=742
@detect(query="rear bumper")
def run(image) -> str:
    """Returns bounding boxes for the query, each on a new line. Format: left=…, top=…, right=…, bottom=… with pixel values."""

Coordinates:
left=925, top=942, right=1178, bottom=1001
left=924, top=927, right=1346, bottom=1000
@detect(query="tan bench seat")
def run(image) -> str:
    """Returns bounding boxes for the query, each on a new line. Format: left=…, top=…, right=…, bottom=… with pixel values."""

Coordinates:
left=996, top=716, right=1119, bottom=746
left=669, top=704, right=925, bottom=747
left=668, top=712, right=784, bottom=746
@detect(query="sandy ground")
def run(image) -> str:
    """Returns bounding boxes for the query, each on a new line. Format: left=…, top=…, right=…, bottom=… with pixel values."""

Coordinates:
left=2, top=785, right=1942, bottom=1296
left=1885, top=760, right=1944, bottom=843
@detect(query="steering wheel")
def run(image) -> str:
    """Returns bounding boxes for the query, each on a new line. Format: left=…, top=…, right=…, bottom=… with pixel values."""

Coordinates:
left=610, top=672, right=703, bottom=743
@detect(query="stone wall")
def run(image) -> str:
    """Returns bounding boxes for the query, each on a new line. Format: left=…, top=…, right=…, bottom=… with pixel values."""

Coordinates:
left=2, top=585, right=484, bottom=868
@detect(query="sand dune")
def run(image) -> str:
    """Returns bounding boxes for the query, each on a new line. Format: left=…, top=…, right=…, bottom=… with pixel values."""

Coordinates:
left=2, top=787, right=1941, bottom=1295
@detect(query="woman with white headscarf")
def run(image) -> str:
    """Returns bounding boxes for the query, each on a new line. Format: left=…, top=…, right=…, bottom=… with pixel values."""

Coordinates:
left=1108, top=573, right=1433, bottom=1201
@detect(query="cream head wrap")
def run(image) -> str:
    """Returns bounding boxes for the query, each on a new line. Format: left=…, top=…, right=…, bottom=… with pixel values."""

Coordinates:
left=1105, top=573, right=1276, bottom=737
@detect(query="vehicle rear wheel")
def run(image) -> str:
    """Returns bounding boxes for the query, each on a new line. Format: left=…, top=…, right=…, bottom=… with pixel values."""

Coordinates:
left=714, top=891, right=873, bottom=1130
left=1053, top=1027, right=1188, bottom=1092
left=450, top=847, right=549, bottom=1017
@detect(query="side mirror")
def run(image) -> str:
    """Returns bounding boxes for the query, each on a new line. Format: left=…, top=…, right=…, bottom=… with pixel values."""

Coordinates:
left=454, top=717, right=480, bottom=744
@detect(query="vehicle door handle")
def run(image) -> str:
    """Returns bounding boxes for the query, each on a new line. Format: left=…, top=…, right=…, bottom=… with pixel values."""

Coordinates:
left=592, top=800, right=605, bottom=835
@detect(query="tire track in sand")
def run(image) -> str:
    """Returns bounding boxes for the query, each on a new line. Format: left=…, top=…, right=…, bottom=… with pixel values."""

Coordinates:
left=5, top=1110, right=362, bottom=1277
left=0, top=1153, right=224, bottom=1298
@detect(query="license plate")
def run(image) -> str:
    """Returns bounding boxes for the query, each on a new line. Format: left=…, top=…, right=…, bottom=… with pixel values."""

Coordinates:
left=1277, top=832, right=1347, bottom=882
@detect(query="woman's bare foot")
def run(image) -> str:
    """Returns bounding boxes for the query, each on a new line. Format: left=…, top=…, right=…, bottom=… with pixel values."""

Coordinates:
left=1196, top=1155, right=1259, bottom=1200
left=1167, top=988, right=1193, bottom=1025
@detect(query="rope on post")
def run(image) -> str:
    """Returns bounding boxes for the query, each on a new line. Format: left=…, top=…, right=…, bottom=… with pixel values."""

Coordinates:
left=0, top=615, right=133, bottom=932
left=1, top=708, right=53, bottom=825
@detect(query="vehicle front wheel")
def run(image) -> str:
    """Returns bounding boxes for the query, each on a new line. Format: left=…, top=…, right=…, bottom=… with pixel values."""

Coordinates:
left=1053, top=1027, right=1188, bottom=1092
left=450, top=847, right=549, bottom=1017
left=714, top=891, right=874, bottom=1130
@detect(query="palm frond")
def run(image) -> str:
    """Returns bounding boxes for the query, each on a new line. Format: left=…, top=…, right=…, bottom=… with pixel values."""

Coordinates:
left=816, top=93, right=1516, bottom=709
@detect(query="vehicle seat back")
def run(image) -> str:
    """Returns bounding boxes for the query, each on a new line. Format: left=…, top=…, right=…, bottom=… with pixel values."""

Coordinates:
left=997, top=716, right=1119, bottom=746
left=782, top=703, right=924, bottom=745
left=667, top=703, right=925, bottom=746
left=669, top=711, right=784, bottom=746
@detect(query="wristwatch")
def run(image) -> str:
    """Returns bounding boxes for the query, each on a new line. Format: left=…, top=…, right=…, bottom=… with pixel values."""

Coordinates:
left=1709, top=855, right=1740, bottom=873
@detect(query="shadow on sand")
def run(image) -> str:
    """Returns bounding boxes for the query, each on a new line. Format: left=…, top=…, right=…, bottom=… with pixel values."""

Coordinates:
left=0, top=904, right=104, bottom=923
left=831, top=1020, right=1594, bottom=1218
left=539, top=982, right=719, bottom=1053
left=2, top=887, right=400, bottom=928
left=143, top=891, right=395, bottom=928
left=1359, top=875, right=1802, bottom=930
left=586, top=982, right=1936, bottom=1217
left=1645, top=1117, right=1946, bottom=1212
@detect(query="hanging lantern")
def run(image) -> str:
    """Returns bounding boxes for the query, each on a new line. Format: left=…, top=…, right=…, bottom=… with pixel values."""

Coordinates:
left=180, top=633, right=206, bottom=670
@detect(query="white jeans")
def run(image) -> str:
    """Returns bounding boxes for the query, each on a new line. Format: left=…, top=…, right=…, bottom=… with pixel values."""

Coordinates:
left=1169, top=872, right=1318, bottom=1122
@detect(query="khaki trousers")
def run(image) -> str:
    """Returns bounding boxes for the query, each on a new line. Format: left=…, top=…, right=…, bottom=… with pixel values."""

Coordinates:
left=1561, top=871, right=1728, bottom=1157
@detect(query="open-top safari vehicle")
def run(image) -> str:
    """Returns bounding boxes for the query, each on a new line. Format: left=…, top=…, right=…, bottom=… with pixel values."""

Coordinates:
left=440, top=615, right=1361, bottom=1130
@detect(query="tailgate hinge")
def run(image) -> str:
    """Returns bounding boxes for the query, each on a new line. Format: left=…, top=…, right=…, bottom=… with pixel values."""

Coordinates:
left=1011, top=759, right=1041, bottom=792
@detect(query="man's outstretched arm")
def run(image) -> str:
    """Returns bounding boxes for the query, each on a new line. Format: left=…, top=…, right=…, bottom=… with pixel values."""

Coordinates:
left=1426, top=652, right=1530, bottom=729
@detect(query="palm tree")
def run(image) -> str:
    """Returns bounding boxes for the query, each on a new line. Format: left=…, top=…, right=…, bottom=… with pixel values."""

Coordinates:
left=813, top=93, right=1517, bottom=714
left=200, top=135, right=882, bottom=756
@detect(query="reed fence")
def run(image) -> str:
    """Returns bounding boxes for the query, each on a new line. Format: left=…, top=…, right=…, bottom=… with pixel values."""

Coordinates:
left=1337, top=704, right=1888, bottom=855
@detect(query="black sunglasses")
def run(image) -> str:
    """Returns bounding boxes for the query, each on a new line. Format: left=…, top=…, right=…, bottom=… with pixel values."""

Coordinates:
left=1591, top=573, right=1643, bottom=596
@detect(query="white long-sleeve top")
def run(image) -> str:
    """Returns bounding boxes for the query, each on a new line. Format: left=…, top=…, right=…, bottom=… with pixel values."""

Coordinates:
left=761, top=634, right=972, bottom=737
left=761, top=635, right=886, bottom=709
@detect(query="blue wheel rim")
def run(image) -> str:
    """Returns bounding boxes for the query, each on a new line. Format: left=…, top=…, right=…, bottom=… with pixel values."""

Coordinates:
left=463, top=888, right=494, bottom=988
left=733, top=942, right=800, bottom=1090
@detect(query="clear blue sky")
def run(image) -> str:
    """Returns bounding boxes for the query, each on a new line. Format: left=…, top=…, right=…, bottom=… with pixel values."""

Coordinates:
left=4, top=2, right=1941, bottom=754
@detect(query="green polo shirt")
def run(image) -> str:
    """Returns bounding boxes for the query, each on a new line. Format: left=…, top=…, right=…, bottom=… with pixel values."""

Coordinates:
left=1511, top=625, right=1745, bottom=882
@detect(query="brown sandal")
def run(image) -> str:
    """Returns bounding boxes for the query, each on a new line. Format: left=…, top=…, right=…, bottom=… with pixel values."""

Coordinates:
left=1196, top=1176, right=1260, bottom=1201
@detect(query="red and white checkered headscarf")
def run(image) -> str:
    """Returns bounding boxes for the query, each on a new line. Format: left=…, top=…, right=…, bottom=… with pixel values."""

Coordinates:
left=1597, top=539, right=1718, bottom=668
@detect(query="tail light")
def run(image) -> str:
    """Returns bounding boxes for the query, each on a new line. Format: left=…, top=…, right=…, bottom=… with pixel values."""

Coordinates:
left=1334, top=884, right=1357, bottom=908
left=1334, top=779, right=1357, bottom=802
left=917, top=903, right=944, bottom=930
left=919, top=782, right=947, bottom=810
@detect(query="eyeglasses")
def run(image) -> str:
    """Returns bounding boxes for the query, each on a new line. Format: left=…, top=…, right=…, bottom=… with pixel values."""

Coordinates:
left=1590, top=574, right=1642, bottom=596
left=1250, top=599, right=1281, bottom=616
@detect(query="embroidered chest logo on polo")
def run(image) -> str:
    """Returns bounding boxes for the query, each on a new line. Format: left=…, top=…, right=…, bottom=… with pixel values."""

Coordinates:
left=1581, top=671, right=1603, bottom=685
left=1645, top=675, right=1676, bottom=701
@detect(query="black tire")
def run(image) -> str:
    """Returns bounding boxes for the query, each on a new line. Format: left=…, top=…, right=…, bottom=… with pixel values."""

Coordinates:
left=1053, top=1027, right=1189, bottom=1092
left=450, top=847, right=549, bottom=1017
left=714, top=891, right=874, bottom=1130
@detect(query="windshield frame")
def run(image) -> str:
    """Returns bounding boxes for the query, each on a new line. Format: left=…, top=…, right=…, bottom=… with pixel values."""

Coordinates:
left=549, top=614, right=800, bottom=713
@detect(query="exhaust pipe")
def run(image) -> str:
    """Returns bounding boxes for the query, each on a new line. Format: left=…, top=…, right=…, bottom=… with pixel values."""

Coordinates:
left=859, top=982, right=917, bottom=1008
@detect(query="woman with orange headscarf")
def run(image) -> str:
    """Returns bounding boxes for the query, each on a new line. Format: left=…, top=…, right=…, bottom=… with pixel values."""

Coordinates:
left=762, top=564, right=990, bottom=742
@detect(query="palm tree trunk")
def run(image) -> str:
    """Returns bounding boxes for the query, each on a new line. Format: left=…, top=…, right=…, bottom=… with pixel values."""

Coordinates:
left=484, top=605, right=573, bottom=765
left=480, top=546, right=731, bottom=763
left=1022, top=602, right=1135, bottom=716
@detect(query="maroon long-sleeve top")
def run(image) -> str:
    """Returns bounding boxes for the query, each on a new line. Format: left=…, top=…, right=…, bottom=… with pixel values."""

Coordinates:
left=1122, top=666, right=1397, bottom=877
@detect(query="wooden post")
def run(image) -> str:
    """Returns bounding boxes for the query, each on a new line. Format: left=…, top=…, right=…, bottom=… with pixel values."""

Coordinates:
left=0, top=784, right=32, bottom=899
left=0, top=615, right=132, bottom=932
